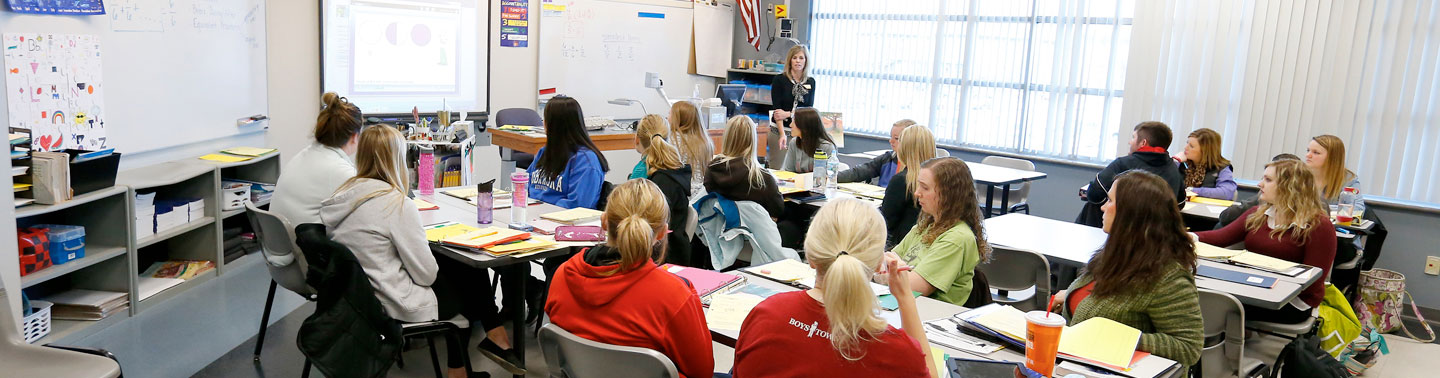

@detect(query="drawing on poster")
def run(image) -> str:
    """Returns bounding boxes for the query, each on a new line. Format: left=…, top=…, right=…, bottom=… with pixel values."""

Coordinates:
left=3, top=34, right=108, bottom=151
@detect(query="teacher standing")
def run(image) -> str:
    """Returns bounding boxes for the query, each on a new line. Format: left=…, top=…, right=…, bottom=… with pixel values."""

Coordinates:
left=768, top=45, right=816, bottom=168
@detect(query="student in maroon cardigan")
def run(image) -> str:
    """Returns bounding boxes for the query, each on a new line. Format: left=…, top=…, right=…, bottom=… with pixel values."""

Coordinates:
left=545, top=179, right=714, bottom=378
left=1196, top=160, right=1336, bottom=324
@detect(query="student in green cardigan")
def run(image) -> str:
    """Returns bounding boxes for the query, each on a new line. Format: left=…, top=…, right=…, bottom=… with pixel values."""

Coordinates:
left=879, top=157, right=988, bottom=306
left=1057, top=170, right=1203, bottom=368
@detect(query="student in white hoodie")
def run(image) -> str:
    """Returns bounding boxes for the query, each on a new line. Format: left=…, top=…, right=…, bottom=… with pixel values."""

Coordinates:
left=271, top=92, right=362, bottom=226
left=319, top=125, right=516, bottom=378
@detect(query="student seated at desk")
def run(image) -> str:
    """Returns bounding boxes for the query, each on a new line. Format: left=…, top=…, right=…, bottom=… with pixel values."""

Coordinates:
left=1217, top=153, right=1300, bottom=228
left=319, top=125, right=515, bottom=378
left=836, top=119, right=915, bottom=187
left=528, top=95, right=611, bottom=209
left=629, top=114, right=669, bottom=180
left=705, top=116, right=784, bottom=218
left=636, top=135, right=695, bottom=266
left=779, top=107, right=836, bottom=173
left=884, top=157, right=988, bottom=306
left=272, top=92, right=361, bottom=225
left=879, top=125, right=936, bottom=248
left=1197, top=160, right=1336, bottom=324
left=1174, top=128, right=1237, bottom=200
left=1307, top=134, right=1365, bottom=211
left=1058, top=170, right=1203, bottom=368
left=670, top=101, right=714, bottom=199
left=735, top=199, right=933, bottom=378
left=545, top=179, right=714, bottom=378
left=1076, top=121, right=1185, bottom=227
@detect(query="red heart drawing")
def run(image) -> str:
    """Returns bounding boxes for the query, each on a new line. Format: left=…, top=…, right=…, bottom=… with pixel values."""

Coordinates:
left=38, top=135, right=57, bottom=151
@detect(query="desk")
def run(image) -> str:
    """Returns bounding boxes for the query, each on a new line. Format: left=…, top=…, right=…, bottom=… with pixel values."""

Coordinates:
left=416, top=188, right=598, bottom=378
left=982, top=213, right=1320, bottom=311
left=966, top=161, right=1047, bottom=217
left=709, top=270, right=1182, bottom=378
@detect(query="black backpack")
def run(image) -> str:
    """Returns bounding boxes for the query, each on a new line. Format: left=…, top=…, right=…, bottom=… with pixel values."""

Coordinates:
left=1267, top=332, right=1351, bottom=378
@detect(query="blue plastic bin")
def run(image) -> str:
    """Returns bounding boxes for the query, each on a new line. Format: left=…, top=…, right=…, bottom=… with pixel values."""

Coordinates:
left=31, top=224, right=85, bottom=265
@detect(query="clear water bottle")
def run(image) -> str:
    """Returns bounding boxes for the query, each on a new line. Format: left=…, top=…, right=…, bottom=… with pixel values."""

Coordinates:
left=1338, top=187, right=1357, bottom=225
left=812, top=150, right=829, bottom=192
left=1351, top=187, right=1365, bottom=222
left=476, top=179, right=495, bottom=224
left=510, top=171, right=530, bottom=229
left=824, top=153, right=839, bottom=198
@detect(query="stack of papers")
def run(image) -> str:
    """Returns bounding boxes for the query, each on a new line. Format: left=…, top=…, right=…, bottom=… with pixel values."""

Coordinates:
left=137, top=277, right=185, bottom=300
left=14, top=198, right=34, bottom=208
left=744, top=259, right=816, bottom=285
left=187, top=198, right=205, bottom=221
left=424, top=222, right=482, bottom=242
left=837, top=182, right=886, bottom=199
left=412, top=198, right=439, bottom=211
left=220, top=147, right=277, bottom=157
left=135, top=192, right=157, bottom=239
left=13, top=183, right=32, bottom=192
left=441, top=227, right=532, bottom=250
left=704, top=293, right=766, bottom=330
left=43, top=290, right=129, bottom=321
left=540, top=208, right=604, bottom=225
left=663, top=265, right=747, bottom=302
left=1195, top=242, right=1300, bottom=273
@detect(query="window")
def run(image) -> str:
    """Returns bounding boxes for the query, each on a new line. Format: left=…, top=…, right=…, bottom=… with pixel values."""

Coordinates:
left=810, top=0, right=1134, bottom=162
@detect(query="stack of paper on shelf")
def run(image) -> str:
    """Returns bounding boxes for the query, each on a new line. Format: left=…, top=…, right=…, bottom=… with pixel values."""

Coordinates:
left=186, top=198, right=205, bottom=220
left=134, top=192, right=157, bottom=239
left=154, top=199, right=190, bottom=233
left=137, top=277, right=185, bottom=300
left=42, top=289, right=129, bottom=321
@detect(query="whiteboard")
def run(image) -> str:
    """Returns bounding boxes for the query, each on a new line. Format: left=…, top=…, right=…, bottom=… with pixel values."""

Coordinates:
left=0, top=0, right=267, bottom=154
left=537, top=0, right=715, bottom=118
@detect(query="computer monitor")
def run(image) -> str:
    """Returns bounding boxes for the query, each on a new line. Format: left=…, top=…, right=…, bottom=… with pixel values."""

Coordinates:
left=716, top=84, right=747, bottom=118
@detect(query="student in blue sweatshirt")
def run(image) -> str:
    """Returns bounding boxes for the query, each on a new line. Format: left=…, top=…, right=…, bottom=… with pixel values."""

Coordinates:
left=528, top=95, right=610, bottom=209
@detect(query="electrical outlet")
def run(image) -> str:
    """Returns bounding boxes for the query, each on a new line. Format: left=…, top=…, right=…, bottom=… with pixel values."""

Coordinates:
left=1426, top=256, right=1440, bottom=276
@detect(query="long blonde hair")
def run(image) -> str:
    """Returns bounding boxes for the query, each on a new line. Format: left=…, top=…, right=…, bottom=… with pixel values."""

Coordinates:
left=634, top=114, right=669, bottom=152
left=643, top=136, right=685, bottom=175
left=783, top=45, right=810, bottom=83
left=805, top=199, right=888, bottom=361
left=669, top=101, right=713, bottom=171
left=1189, top=128, right=1231, bottom=172
left=335, top=125, right=408, bottom=212
left=895, top=125, right=936, bottom=193
left=600, top=179, right=671, bottom=274
left=1312, top=135, right=1354, bottom=201
left=715, top=116, right=768, bottom=190
left=1246, top=160, right=1328, bottom=245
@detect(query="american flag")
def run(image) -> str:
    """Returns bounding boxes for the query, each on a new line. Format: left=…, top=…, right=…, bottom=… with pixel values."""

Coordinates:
left=738, top=0, right=763, bottom=51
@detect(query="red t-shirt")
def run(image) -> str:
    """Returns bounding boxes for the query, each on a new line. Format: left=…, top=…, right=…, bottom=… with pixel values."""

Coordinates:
left=733, top=291, right=929, bottom=378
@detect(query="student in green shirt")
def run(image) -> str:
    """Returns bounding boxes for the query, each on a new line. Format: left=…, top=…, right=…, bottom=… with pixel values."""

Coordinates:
left=629, top=114, right=669, bottom=180
left=880, top=157, right=989, bottom=306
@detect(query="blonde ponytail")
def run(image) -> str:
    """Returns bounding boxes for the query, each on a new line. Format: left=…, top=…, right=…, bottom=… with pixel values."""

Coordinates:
left=804, top=199, right=889, bottom=360
left=643, top=135, right=685, bottom=174
left=600, top=179, right=671, bottom=274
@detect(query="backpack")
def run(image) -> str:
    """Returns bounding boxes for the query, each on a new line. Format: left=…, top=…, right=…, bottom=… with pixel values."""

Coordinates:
left=1267, top=331, right=1351, bottom=378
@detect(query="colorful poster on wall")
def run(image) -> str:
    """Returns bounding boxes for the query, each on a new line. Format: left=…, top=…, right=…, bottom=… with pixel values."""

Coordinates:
left=7, top=0, right=106, bottom=15
left=3, top=34, right=108, bottom=151
left=500, top=0, right=529, bottom=47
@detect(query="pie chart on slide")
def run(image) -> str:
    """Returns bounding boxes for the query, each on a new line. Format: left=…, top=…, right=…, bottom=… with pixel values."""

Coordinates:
left=411, top=24, right=432, bottom=46
left=385, top=22, right=398, bottom=45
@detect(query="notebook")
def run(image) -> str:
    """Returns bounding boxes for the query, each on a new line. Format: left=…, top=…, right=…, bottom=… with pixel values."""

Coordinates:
left=743, top=259, right=816, bottom=285
left=1197, top=264, right=1277, bottom=288
left=1228, top=251, right=1300, bottom=273
left=412, top=198, right=440, bottom=211
left=662, top=264, right=746, bottom=299
left=704, top=293, right=765, bottom=330
left=484, top=238, right=559, bottom=256
left=540, top=208, right=604, bottom=225
left=199, top=153, right=251, bottom=163
left=837, top=182, right=884, bottom=194
left=443, top=227, right=531, bottom=249
left=962, top=304, right=1148, bottom=371
left=1189, top=197, right=1236, bottom=207
left=424, top=222, right=481, bottom=242
left=1195, top=242, right=1244, bottom=260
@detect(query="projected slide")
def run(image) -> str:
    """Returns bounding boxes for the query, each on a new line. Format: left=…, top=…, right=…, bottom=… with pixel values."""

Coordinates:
left=323, top=0, right=487, bottom=114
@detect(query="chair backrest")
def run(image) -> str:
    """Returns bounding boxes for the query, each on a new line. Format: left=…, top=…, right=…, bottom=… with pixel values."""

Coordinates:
left=976, top=246, right=1050, bottom=311
left=539, top=323, right=679, bottom=378
left=245, top=202, right=315, bottom=297
left=981, top=155, right=1035, bottom=202
left=496, top=108, right=544, bottom=127
left=1197, top=288, right=1246, bottom=378
left=0, top=289, right=21, bottom=346
left=934, top=148, right=950, bottom=158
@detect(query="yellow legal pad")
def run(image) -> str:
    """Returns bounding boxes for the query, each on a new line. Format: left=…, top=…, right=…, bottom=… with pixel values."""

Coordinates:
left=199, top=154, right=251, bottom=163
left=1228, top=251, right=1299, bottom=272
left=424, top=223, right=481, bottom=243
left=221, top=147, right=277, bottom=157
left=1189, top=197, right=1236, bottom=207
left=485, top=238, right=559, bottom=255
left=971, top=305, right=1029, bottom=341
left=1195, top=242, right=1244, bottom=260
left=769, top=170, right=798, bottom=180
left=1059, top=317, right=1143, bottom=369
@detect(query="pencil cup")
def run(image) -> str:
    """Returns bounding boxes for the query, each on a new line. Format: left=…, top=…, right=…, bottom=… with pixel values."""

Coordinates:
left=1024, top=311, right=1066, bottom=377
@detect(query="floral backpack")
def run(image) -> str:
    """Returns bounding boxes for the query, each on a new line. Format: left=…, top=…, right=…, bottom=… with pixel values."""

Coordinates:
left=1352, top=269, right=1435, bottom=342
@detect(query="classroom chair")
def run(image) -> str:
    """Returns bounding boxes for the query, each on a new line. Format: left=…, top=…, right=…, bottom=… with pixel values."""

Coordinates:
left=979, top=155, right=1035, bottom=215
left=245, top=202, right=317, bottom=362
left=1197, top=288, right=1267, bottom=378
left=1246, top=309, right=1319, bottom=341
left=539, top=323, right=679, bottom=378
left=495, top=108, right=542, bottom=181
left=976, top=246, right=1050, bottom=312
left=0, top=288, right=123, bottom=377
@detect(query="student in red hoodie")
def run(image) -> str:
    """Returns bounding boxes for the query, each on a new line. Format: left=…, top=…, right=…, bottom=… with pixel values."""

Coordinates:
left=734, top=199, right=935, bottom=378
left=545, top=179, right=714, bottom=378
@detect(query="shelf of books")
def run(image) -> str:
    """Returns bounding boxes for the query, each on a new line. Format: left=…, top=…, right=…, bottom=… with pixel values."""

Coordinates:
left=210, top=151, right=277, bottom=273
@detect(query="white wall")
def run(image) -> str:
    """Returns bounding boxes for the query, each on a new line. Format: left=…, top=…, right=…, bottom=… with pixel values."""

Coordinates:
left=264, top=0, right=323, bottom=166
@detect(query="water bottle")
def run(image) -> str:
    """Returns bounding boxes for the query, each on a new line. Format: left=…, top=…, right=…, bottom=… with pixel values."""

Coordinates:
left=476, top=179, right=495, bottom=224
left=510, top=171, right=530, bottom=229
left=1337, top=187, right=1356, bottom=225
left=812, top=150, right=829, bottom=192
left=824, top=153, right=839, bottom=198
left=417, top=145, right=435, bottom=196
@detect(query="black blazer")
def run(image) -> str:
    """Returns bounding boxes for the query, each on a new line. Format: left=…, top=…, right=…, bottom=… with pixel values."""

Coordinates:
left=771, top=74, right=816, bottom=129
left=879, top=169, right=921, bottom=249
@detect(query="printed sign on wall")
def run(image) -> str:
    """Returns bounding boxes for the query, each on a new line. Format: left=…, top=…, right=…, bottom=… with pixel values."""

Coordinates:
left=500, top=0, right=529, bottom=47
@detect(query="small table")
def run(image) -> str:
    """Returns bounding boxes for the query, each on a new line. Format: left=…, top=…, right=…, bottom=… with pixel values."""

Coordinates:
left=966, top=161, right=1047, bottom=217
left=416, top=188, right=599, bottom=378
left=982, top=213, right=1320, bottom=310
left=708, top=270, right=1182, bottom=378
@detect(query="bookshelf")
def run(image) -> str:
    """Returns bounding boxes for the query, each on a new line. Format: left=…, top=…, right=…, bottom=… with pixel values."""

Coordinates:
left=198, top=152, right=279, bottom=272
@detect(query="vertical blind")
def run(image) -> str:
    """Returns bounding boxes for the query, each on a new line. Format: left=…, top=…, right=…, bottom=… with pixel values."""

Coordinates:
left=1123, top=0, right=1440, bottom=204
left=809, top=0, right=1135, bottom=162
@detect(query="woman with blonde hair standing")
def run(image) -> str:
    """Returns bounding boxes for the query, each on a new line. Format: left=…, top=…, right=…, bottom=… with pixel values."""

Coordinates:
left=768, top=45, right=817, bottom=167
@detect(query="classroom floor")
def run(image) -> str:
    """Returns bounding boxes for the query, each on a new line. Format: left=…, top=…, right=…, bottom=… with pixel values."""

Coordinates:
left=1243, top=329, right=1440, bottom=377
